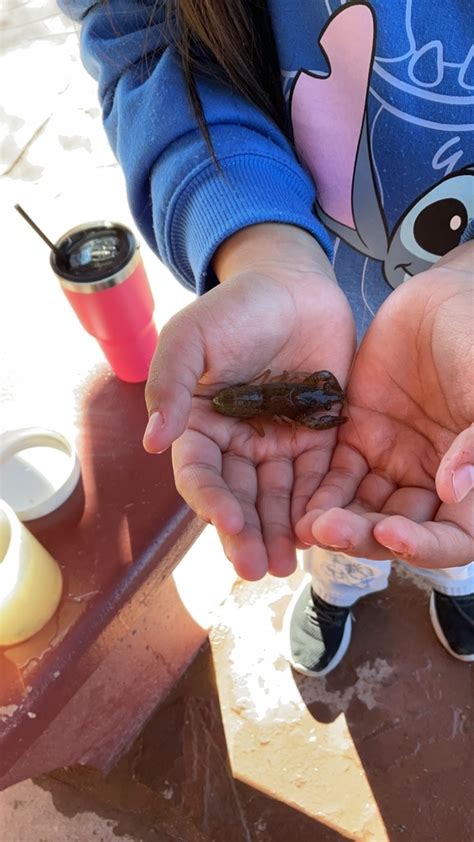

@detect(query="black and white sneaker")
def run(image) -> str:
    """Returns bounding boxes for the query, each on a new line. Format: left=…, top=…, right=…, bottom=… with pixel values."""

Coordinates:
left=283, top=581, right=352, bottom=677
left=429, top=590, right=474, bottom=662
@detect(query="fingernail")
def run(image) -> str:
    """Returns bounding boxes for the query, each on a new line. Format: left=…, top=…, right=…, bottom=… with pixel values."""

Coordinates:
left=314, top=538, right=350, bottom=551
left=452, top=464, right=474, bottom=503
left=321, top=542, right=350, bottom=551
left=381, top=541, right=412, bottom=560
left=143, top=411, right=164, bottom=451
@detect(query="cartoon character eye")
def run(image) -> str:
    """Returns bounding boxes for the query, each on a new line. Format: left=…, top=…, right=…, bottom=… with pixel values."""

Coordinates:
left=413, top=198, right=468, bottom=255
left=398, top=171, right=474, bottom=264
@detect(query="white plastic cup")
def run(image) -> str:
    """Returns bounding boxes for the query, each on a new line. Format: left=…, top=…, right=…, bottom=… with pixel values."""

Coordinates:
left=0, top=500, right=63, bottom=647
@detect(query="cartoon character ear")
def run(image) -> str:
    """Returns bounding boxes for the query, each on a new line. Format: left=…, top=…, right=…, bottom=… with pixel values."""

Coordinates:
left=290, top=3, right=388, bottom=260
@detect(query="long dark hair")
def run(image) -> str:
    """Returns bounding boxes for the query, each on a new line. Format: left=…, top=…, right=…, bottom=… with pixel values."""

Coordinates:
left=165, top=1, right=288, bottom=156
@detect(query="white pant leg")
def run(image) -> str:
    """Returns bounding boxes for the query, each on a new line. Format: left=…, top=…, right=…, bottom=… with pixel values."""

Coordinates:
left=400, top=560, right=474, bottom=596
left=304, top=546, right=392, bottom=607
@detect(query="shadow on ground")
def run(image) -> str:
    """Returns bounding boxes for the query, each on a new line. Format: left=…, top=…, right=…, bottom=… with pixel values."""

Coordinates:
left=36, top=645, right=345, bottom=842
left=33, top=560, right=473, bottom=842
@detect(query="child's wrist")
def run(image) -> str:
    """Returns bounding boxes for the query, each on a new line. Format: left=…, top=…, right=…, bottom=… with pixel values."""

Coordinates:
left=213, top=223, right=335, bottom=285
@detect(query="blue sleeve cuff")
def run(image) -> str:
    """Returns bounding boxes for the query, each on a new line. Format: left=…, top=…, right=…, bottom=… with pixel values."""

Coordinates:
left=155, top=152, right=333, bottom=294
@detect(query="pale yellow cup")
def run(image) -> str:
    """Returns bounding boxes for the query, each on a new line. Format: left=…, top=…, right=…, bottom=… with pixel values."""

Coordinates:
left=0, top=499, right=63, bottom=647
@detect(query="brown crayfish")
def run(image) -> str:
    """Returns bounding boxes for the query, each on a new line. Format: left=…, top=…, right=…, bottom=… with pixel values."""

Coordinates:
left=212, top=369, right=346, bottom=436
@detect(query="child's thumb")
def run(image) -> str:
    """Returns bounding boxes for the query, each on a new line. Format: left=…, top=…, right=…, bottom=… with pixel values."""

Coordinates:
left=435, top=424, right=474, bottom=505
left=143, top=311, right=204, bottom=453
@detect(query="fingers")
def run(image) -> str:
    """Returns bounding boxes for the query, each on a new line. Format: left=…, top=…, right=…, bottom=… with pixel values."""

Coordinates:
left=297, top=486, right=439, bottom=560
left=144, top=310, right=204, bottom=453
left=221, top=452, right=268, bottom=580
left=173, top=433, right=272, bottom=580
left=309, top=508, right=391, bottom=559
left=305, top=442, right=369, bottom=512
left=306, top=487, right=439, bottom=560
left=174, top=437, right=301, bottom=580
left=308, top=508, right=474, bottom=568
left=374, top=492, right=474, bottom=568
left=218, top=527, right=268, bottom=582
left=220, top=454, right=298, bottom=579
left=257, top=458, right=297, bottom=577
left=374, top=515, right=474, bottom=568
left=296, top=442, right=368, bottom=544
left=299, top=468, right=397, bottom=547
left=291, top=445, right=333, bottom=528
left=435, top=424, right=474, bottom=504
left=172, top=431, right=245, bottom=535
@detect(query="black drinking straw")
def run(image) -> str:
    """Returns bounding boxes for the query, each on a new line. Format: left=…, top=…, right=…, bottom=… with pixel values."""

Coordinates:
left=14, top=204, right=62, bottom=259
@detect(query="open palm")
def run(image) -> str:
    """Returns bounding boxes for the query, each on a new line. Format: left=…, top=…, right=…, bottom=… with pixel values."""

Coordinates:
left=145, top=264, right=355, bottom=580
left=297, top=246, right=474, bottom=568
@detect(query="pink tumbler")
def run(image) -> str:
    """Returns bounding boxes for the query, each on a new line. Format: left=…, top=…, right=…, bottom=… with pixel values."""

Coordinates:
left=50, top=221, right=158, bottom=383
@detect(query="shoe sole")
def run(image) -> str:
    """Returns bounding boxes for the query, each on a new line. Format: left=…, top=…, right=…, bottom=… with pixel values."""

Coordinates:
left=282, top=577, right=353, bottom=678
left=429, top=591, right=474, bottom=662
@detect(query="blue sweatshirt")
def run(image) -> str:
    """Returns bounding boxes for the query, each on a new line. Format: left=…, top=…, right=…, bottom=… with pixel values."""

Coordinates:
left=60, top=0, right=473, bottom=336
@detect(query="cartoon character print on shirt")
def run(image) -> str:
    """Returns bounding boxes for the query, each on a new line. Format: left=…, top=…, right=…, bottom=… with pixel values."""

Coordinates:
left=289, top=1, right=474, bottom=288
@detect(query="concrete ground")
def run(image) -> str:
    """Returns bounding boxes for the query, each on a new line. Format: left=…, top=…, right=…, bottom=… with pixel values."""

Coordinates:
left=2, top=562, right=473, bottom=841
left=1, top=2, right=473, bottom=841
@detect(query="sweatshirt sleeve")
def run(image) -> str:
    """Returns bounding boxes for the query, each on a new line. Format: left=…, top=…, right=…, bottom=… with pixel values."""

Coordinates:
left=59, top=0, right=333, bottom=293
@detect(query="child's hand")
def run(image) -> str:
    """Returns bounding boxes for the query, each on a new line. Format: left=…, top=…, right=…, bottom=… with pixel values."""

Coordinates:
left=144, top=224, right=355, bottom=580
left=297, top=243, right=474, bottom=569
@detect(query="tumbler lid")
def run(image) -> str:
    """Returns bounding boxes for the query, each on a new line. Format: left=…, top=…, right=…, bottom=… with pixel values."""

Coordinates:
left=0, top=428, right=81, bottom=521
left=51, top=221, right=135, bottom=283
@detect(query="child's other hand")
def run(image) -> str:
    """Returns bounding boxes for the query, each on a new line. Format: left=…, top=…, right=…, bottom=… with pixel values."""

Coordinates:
left=297, top=243, right=474, bottom=569
left=144, top=224, right=356, bottom=580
